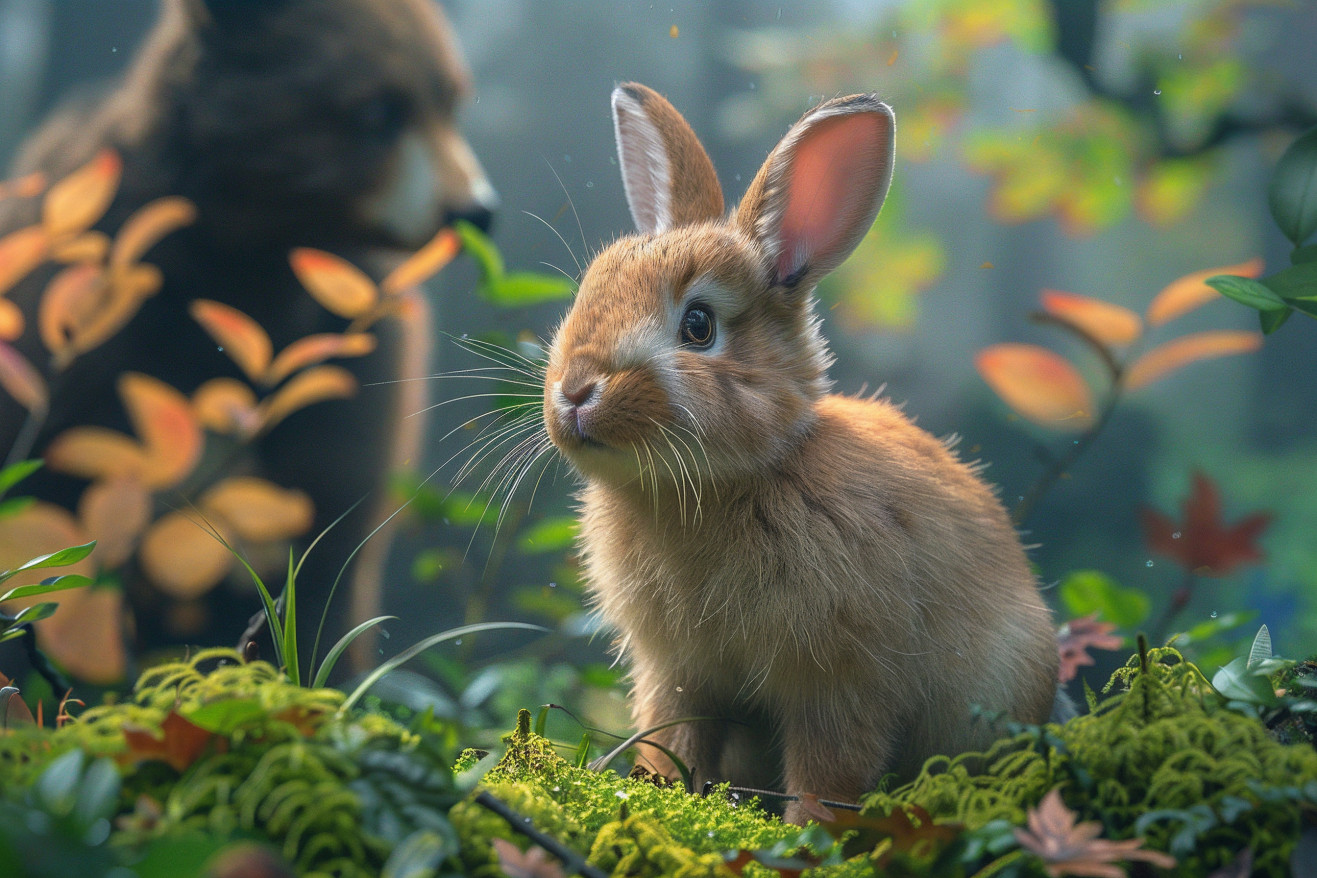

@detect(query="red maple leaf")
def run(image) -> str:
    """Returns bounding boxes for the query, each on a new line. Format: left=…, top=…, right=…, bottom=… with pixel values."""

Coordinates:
left=1057, top=615, right=1123, bottom=683
left=1141, top=470, right=1270, bottom=576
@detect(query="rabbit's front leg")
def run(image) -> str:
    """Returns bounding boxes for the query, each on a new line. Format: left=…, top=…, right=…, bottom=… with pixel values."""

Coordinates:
left=629, top=662, right=725, bottom=790
left=779, top=695, right=897, bottom=825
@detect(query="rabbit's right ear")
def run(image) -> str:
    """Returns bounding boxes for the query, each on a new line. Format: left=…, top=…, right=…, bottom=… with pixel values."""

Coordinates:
left=611, top=83, right=724, bottom=234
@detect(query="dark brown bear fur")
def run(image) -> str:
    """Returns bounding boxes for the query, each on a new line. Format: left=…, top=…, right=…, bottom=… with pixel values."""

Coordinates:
left=0, top=0, right=494, bottom=673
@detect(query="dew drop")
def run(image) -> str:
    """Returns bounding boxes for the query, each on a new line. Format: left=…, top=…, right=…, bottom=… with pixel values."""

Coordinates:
left=1146, top=560, right=1155, bottom=567
left=549, top=581, right=558, bottom=588
left=380, top=628, right=390, bottom=639
left=675, top=685, right=683, bottom=692
left=1153, top=88, right=1162, bottom=95
left=585, top=181, right=594, bottom=189
left=1172, top=531, right=1181, bottom=539
left=454, top=638, right=462, bottom=646
left=1210, top=611, right=1218, bottom=618
left=748, top=81, right=757, bottom=90
left=1177, top=53, right=1183, bottom=60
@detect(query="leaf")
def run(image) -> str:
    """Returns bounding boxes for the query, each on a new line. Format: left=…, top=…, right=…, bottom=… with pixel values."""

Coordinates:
left=1015, top=788, right=1176, bottom=875
left=1261, top=259, right=1317, bottom=305
left=0, top=573, right=92, bottom=605
left=200, top=477, right=313, bottom=542
left=0, top=171, right=46, bottom=200
left=39, top=262, right=108, bottom=359
left=517, top=516, right=579, bottom=554
left=258, top=365, right=357, bottom=431
left=1145, top=258, right=1266, bottom=326
left=0, top=340, right=48, bottom=414
left=312, top=615, right=398, bottom=688
left=1141, top=470, right=1271, bottom=576
left=37, top=585, right=126, bottom=683
left=489, top=839, right=565, bottom=878
left=453, top=220, right=504, bottom=281
left=1246, top=624, right=1273, bottom=671
left=119, top=372, right=203, bottom=487
left=1205, top=274, right=1288, bottom=313
left=381, top=227, right=461, bottom=296
left=0, top=503, right=92, bottom=593
left=388, top=830, right=464, bottom=878
left=1260, top=306, right=1293, bottom=335
left=139, top=511, right=234, bottom=600
left=49, top=230, right=110, bottom=264
left=1040, top=290, right=1142, bottom=347
left=45, top=425, right=150, bottom=481
left=265, top=332, right=375, bottom=386
left=1123, top=331, right=1261, bottom=391
left=1212, top=656, right=1278, bottom=708
left=189, top=300, right=272, bottom=382
left=192, top=377, right=260, bottom=436
left=1, top=673, right=35, bottom=727
left=42, top=149, right=122, bottom=239
left=0, top=459, right=42, bottom=498
left=77, top=475, right=151, bottom=568
left=0, top=298, right=22, bottom=340
left=7, top=600, right=58, bottom=626
left=289, top=247, right=378, bottom=319
left=1058, top=570, right=1149, bottom=628
left=1, top=540, right=96, bottom=580
left=1057, top=615, right=1124, bottom=683
left=1268, top=126, right=1317, bottom=246
left=0, top=225, right=50, bottom=296
left=111, top=196, right=196, bottom=268
left=122, top=709, right=224, bottom=772
left=1292, top=243, right=1317, bottom=265
left=975, top=344, right=1095, bottom=430
left=483, top=272, right=576, bottom=307
left=182, top=699, right=268, bottom=735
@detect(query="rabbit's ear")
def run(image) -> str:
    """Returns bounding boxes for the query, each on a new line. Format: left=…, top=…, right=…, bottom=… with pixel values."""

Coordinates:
left=611, top=83, right=724, bottom=234
left=737, top=95, right=894, bottom=292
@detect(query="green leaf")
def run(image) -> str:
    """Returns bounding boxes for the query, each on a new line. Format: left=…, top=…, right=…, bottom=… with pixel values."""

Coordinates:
left=281, top=551, right=299, bottom=687
left=483, top=272, right=575, bottom=307
left=1246, top=624, right=1273, bottom=671
left=440, top=490, right=501, bottom=528
left=73, top=758, right=121, bottom=827
left=0, top=542, right=96, bottom=585
left=1261, top=260, right=1317, bottom=302
left=1268, top=126, right=1317, bottom=246
left=453, top=220, right=504, bottom=281
left=517, top=516, right=578, bottom=554
left=381, top=829, right=453, bottom=878
left=32, top=749, right=85, bottom=817
left=1260, top=306, right=1292, bottom=334
left=1212, top=656, right=1278, bottom=708
left=1174, top=610, right=1254, bottom=646
left=0, top=460, right=41, bottom=498
left=0, top=496, right=35, bottom=519
left=1058, top=570, right=1150, bottom=628
left=183, top=698, right=268, bottom=734
left=7, top=601, right=58, bottom=626
left=1292, top=242, right=1317, bottom=265
left=1205, top=274, right=1288, bottom=312
left=0, top=573, right=93, bottom=605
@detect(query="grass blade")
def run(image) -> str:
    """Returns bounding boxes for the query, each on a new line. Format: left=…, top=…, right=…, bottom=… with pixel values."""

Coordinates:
left=312, top=615, right=398, bottom=688
left=281, top=550, right=299, bottom=687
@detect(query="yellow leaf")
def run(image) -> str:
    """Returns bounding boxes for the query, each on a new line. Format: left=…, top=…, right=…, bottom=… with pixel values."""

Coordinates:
left=111, top=196, right=196, bottom=268
left=112, top=262, right=163, bottom=299
left=49, top=230, right=110, bottom=264
left=0, top=340, right=48, bottom=414
left=38, top=586, right=126, bottom=684
left=1124, top=330, right=1262, bottom=391
left=77, top=476, right=151, bottom=569
left=976, top=343, right=1095, bottom=431
left=258, top=365, right=357, bottom=431
left=39, top=263, right=107, bottom=359
left=42, top=149, right=122, bottom=239
left=192, top=377, right=260, bottom=436
left=1145, top=258, right=1265, bottom=327
left=189, top=300, right=272, bottom=382
left=266, top=332, right=376, bottom=386
left=45, top=426, right=149, bottom=481
left=0, top=225, right=50, bottom=296
left=0, top=299, right=23, bottom=341
left=381, top=228, right=460, bottom=296
left=201, top=477, right=313, bottom=542
left=139, top=511, right=233, bottom=600
left=1040, top=290, right=1142, bottom=347
left=118, top=372, right=202, bottom=488
left=289, top=247, right=377, bottom=319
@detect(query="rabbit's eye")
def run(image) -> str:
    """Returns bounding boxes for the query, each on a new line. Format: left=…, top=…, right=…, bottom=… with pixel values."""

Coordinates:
left=680, top=305, right=716, bottom=349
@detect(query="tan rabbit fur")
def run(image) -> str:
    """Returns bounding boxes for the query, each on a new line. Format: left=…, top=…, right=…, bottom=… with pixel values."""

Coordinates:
left=542, top=83, right=1058, bottom=822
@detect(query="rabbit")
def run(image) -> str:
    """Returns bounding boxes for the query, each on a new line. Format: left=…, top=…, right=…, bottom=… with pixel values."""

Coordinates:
left=541, top=83, right=1059, bottom=824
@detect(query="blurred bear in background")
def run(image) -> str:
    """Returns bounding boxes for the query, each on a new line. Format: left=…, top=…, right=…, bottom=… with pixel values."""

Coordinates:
left=0, top=0, right=495, bottom=680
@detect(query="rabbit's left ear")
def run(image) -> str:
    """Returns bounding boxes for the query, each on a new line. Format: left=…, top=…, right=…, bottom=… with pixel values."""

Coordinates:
left=737, top=95, right=894, bottom=292
left=612, top=83, right=725, bottom=234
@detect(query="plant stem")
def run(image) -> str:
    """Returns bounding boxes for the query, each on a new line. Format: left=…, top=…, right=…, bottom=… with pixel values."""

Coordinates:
left=475, top=790, right=609, bottom=878
left=1011, top=385, right=1121, bottom=527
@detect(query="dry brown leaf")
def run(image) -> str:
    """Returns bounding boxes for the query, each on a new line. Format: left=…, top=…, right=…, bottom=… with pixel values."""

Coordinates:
left=42, top=150, right=122, bottom=239
left=1040, top=290, right=1142, bottom=347
left=1124, top=330, right=1262, bottom=391
left=0, top=225, right=51, bottom=297
left=139, top=511, right=234, bottom=600
left=122, top=709, right=223, bottom=771
left=111, top=196, right=196, bottom=268
left=258, top=365, right=356, bottom=431
left=381, top=227, right=460, bottom=295
left=0, top=340, right=48, bottom=414
left=976, top=344, right=1095, bottom=431
left=192, top=377, right=261, bottom=437
left=189, top=300, right=273, bottom=382
left=1, top=670, right=36, bottom=726
left=265, top=332, right=375, bottom=386
left=1145, top=258, right=1265, bottom=327
left=200, top=477, right=313, bottom=542
left=77, top=476, right=151, bottom=569
left=289, top=247, right=377, bottom=318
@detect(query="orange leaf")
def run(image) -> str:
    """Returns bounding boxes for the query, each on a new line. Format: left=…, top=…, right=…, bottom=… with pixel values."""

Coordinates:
left=975, top=344, right=1095, bottom=431
left=0, top=299, right=22, bottom=340
left=0, top=340, right=48, bottom=414
left=118, top=373, right=202, bottom=488
left=201, top=477, right=313, bottom=542
left=111, top=196, right=197, bottom=268
left=0, top=225, right=51, bottom=296
left=192, top=377, right=260, bottom=436
left=1124, top=330, right=1262, bottom=391
left=189, top=300, right=272, bottom=382
left=266, top=332, right=376, bottom=385
left=1040, top=290, right=1142, bottom=347
left=0, top=670, right=36, bottom=726
left=49, top=230, right=110, bottom=264
left=1145, top=258, right=1265, bottom=327
left=42, top=149, right=122, bottom=239
left=39, top=263, right=107, bottom=359
left=258, top=365, right=356, bottom=431
left=122, top=709, right=223, bottom=771
left=289, top=247, right=377, bottom=318
left=381, top=228, right=460, bottom=295
left=139, top=511, right=233, bottom=600
left=38, top=586, right=127, bottom=684
left=111, top=262, right=163, bottom=299
left=0, top=171, right=46, bottom=200
left=0, top=502, right=90, bottom=588
left=77, top=476, right=151, bottom=569
left=45, top=426, right=149, bottom=481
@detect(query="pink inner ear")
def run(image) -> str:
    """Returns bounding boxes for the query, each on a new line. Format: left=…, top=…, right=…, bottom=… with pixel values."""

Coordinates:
left=775, top=112, right=891, bottom=283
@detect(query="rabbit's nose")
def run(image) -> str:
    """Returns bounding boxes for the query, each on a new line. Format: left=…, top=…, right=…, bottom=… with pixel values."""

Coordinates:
left=561, top=379, right=598, bottom=408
